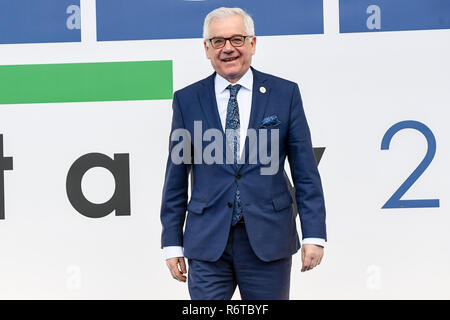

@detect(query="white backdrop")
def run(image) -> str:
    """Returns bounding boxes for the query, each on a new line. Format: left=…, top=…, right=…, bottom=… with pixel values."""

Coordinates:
left=0, top=0, right=449, bottom=299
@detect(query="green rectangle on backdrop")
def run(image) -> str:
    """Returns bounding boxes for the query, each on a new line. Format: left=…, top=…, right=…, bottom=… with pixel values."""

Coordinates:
left=0, top=60, right=173, bottom=104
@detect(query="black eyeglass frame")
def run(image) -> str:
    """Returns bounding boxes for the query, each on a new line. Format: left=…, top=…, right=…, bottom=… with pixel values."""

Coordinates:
left=207, top=35, right=254, bottom=49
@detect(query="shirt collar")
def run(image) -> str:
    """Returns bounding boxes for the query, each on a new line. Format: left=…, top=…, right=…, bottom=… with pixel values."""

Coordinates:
left=214, top=67, right=253, bottom=94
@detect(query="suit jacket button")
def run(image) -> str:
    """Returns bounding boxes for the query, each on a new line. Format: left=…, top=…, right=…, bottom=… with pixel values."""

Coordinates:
left=236, top=174, right=241, bottom=179
left=227, top=202, right=233, bottom=208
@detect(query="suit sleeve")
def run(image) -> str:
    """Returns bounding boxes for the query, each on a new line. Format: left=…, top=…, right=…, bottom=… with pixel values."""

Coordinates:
left=287, top=83, right=327, bottom=241
left=160, top=92, right=191, bottom=248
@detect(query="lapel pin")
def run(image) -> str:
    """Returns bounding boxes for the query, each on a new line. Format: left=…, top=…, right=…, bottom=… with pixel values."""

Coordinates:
left=259, top=86, right=266, bottom=94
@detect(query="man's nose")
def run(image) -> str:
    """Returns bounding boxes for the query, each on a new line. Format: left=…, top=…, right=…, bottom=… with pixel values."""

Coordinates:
left=222, top=39, right=235, bottom=52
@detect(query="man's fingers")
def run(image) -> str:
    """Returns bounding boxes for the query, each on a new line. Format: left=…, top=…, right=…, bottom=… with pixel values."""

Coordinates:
left=317, top=255, right=323, bottom=266
left=301, top=256, right=313, bottom=272
left=166, top=258, right=187, bottom=282
left=301, top=247, right=307, bottom=272
left=301, top=244, right=324, bottom=272
left=307, top=257, right=314, bottom=270
left=310, top=254, right=319, bottom=268
left=170, top=268, right=178, bottom=280
left=172, top=266, right=187, bottom=282
left=166, top=260, right=178, bottom=279
left=315, top=250, right=324, bottom=267
left=179, top=257, right=187, bottom=274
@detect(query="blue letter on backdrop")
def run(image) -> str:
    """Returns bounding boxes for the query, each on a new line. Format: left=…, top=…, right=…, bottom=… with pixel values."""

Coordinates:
left=340, top=0, right=450, bottom=33
left=0, top=0, right=81, bottom=44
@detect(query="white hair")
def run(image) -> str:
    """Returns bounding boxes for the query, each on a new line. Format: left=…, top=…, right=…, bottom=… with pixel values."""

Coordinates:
left=203, top=7, right=255, bottom=44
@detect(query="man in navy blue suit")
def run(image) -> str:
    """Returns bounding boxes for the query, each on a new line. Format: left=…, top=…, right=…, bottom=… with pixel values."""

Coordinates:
left=160, top=7, right=326, bottom=300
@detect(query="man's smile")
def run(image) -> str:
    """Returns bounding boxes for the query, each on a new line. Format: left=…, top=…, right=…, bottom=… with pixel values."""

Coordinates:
left=221, top=56, right=239, bottom=62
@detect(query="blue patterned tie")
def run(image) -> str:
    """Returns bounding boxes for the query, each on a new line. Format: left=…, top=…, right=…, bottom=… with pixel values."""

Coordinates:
left=225, top=84, right=243, bottom=225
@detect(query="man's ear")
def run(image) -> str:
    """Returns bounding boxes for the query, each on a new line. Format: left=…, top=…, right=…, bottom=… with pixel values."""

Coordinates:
left=251, top=36, right=257, bottom=55
left=203, top=40, right=211, bottom=59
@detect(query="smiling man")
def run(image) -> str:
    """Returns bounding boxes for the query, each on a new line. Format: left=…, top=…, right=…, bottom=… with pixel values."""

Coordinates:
left=160, top=7, right=327, bottom=300
left=204, top=13, right=255, bottom=83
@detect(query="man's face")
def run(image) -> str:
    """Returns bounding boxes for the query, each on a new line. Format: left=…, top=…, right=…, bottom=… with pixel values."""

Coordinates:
left=204, top=14, right=256, bottom=83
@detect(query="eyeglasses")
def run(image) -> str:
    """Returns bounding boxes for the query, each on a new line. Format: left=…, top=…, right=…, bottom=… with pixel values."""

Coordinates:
left=208, top=35, right=253, bottom=49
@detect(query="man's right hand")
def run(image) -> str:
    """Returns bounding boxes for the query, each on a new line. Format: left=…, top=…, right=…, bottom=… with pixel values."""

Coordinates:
left=166, top=257, right=187, bottom=282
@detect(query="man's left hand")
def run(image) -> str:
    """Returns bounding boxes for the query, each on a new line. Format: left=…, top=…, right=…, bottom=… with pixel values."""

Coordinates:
left=301, top=244, right=324, bottom=272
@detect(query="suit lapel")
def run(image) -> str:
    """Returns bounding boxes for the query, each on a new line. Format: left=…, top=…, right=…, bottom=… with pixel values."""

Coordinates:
left=198, top=72, right=224, bottom=133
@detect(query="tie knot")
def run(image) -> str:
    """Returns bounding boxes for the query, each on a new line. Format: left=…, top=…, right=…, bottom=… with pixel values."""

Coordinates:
left=227, top=84, right=241, bottom=98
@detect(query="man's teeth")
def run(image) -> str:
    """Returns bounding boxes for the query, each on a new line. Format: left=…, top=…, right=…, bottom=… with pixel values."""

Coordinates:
left=223, top=57, right=238, bottom=61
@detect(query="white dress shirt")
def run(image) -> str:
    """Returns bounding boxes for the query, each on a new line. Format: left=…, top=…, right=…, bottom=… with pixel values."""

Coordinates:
left=214, top=66, right=253, bottom=158
left=164, top=68, right=325, bottom=259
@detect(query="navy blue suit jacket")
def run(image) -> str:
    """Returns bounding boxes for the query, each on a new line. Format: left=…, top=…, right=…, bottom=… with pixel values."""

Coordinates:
left=160, top=67, right=326, bottom=262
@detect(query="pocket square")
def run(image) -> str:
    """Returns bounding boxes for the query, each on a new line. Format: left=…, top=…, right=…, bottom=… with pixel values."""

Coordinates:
left=260, top=115, right=281, bottom=128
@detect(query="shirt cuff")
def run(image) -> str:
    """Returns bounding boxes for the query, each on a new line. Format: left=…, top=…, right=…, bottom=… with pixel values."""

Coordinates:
left=302, top=238, right=326, bottom=247
left=163, top=246, right=184, bottom=259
